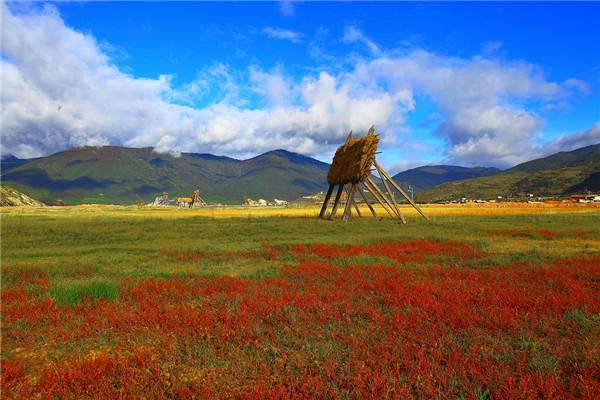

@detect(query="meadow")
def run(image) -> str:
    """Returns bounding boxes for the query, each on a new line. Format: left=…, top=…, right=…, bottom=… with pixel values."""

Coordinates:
left=1, top=204, right=599, bottom=399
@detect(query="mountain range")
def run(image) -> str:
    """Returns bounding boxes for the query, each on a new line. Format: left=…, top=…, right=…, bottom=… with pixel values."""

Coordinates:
left=392, top=165, right=500, bottom=193
left=1, top=147, right=330, bottom=205
left=418, top=143, right=600, bottom=201
left=1, top=143, right=598, bottom=205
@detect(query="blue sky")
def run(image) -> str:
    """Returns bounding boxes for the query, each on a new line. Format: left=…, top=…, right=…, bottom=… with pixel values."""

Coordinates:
left=2, top=1, right=599, bottom=171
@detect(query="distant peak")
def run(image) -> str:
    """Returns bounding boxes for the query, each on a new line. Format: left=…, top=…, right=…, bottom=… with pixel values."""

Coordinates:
left=263, top=149, right=295, bottom=156
left=250, top=149, right=298, bottom=160
left=402, top=165, right=499, bottom=174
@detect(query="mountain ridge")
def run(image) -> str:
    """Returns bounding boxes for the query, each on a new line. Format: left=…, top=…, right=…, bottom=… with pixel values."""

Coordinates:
left=3, top=143, right=597, bottom=205
left=1, top=146, right=329, bottom=205
left=392, top=165, right=501, bottom=192
left=418, top=143, right=600, bottom=201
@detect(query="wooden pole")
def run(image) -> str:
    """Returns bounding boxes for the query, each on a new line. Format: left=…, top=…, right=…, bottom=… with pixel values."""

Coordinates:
left=363, top=180, right=396, bottom=218
left=352, top=200, right=363, bottom=218
left=357, top=184, right=379, bottom=220
left=345, top=186, right=362, bottom=217
left=328, top=184, right=345, bottom=220
left=319, top=184, right=335, bottom=219
left=382, top=177, right=405, bottom=224
left=375, top=164, right=406, bottom=224
left=366, top=177, right=403, bottom=222
left=342, top=183, right=357, bottom=221
left=373, top=160, right=429, bottom=220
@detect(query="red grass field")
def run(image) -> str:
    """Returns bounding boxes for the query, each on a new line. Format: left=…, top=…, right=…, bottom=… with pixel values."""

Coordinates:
left=3, top=236, right=599, bottom=399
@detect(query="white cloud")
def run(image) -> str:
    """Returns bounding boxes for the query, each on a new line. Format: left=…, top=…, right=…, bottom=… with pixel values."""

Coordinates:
left=167, top=63, right=244, bottom=106
left=0, top=4, right=591, bottom=169
left=361, top=51, right=572, bottom=166
left=1, top=5, right=196, bottom=158
left=342, top=25, right=380, bottom=55
left=0, top=5, right=399, bottom=159
left=262, top=27, right=303, bottom=43
left=249, top=66, right=293, bottom=107
left=540, top=101, right=570, bottom=113
left=154, top=135, right=181, bottom=157
left=563, top=78, right=590, bottom=94
left=544, top=122, right=600, bottom=154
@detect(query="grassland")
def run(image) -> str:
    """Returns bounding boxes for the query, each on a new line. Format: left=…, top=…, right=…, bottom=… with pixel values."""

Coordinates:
left=2, top=204, right=599, bottom=398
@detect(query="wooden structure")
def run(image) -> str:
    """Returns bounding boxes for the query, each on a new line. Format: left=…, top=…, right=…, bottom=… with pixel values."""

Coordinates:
left=319, top=126, right=428, bottom=223
left=190, top=190, right=207, bottom=208
left=177, top=190, right=207, bottom=208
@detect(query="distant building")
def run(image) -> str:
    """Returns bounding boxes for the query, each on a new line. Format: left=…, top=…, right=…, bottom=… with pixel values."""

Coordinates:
left=570, top=194, right=600, bottom=203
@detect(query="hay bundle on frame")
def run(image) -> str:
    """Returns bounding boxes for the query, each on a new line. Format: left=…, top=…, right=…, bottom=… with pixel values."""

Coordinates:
left=320, top=126, right=428, bottom=222
left=327, top=129, right=378, bottom=185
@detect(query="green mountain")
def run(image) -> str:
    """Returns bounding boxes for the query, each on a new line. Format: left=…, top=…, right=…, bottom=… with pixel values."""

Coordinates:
left=392, top=165, right=500, bottom=192
left=1, top=154, right=37, bottom=173
left=418, top=144, right=600, bottom=201
left=510, top=144, right=600, bottom=173
left=1, top=146, right=329, bottom=205
left=5, top=143, right=598, bottom=205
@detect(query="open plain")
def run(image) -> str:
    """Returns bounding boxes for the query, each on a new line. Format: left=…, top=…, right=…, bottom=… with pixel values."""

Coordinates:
left=1, top=203, right=599, bottom=399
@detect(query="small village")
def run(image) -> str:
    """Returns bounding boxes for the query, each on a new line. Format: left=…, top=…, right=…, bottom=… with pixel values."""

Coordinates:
left=149, top=190, right=290, bottom=208
left=146, top=188, right=600, bottom=210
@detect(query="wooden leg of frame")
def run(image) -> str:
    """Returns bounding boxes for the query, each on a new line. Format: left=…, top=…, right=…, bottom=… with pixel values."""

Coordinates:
left=363, top=180, right=396, bottom=218
left=345, top=186, right=362, bottom=217
left=328, top=184, right=345, bottom=220
left=373, top=160, right=429, bottom=221
left=342, top=184, right=357, bottom=221
left=375, top=165, right=406, bottom=224
left=319, top=184, right=335, bottom=219
left=358, top=184, right=379, bottom=220
left=366, top=177, right=404, bottom=222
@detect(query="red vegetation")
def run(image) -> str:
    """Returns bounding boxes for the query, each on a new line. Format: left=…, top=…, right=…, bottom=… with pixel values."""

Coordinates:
left=293, top=239, right=482, bottom=263
left=3, top=240, right=599, bottom=399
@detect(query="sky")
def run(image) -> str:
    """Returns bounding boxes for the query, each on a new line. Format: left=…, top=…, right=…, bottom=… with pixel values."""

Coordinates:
left=1, top=1, right=599, bottom=172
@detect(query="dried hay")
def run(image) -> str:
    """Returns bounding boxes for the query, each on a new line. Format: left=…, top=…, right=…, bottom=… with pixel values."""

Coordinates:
left=327, top=130, right=379, bottom=185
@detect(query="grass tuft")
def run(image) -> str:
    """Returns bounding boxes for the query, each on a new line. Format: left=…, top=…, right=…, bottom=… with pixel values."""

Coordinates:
left=49, top=278, right=118, bottom=307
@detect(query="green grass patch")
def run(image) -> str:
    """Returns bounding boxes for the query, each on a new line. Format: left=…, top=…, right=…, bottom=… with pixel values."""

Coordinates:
left=331, top=254, right=397, bottom=267
left=49, top=278, right=118, bottom=307
left=562, top=308, right=600, bottom=331
left=529, top=353, right=560, bottom=374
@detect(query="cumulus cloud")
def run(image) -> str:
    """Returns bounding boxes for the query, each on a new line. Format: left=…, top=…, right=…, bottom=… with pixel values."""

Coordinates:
left=262, top=27, right=303, bottom=43
left=0, top=5, right=396, bottom=159
left=249, top=66, right=293, bottom=107
left=362, top=52, right=567, bottom=166
left=2, top=4, right=180, bottom=158
left=0, top=4, right=590, bottom=168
